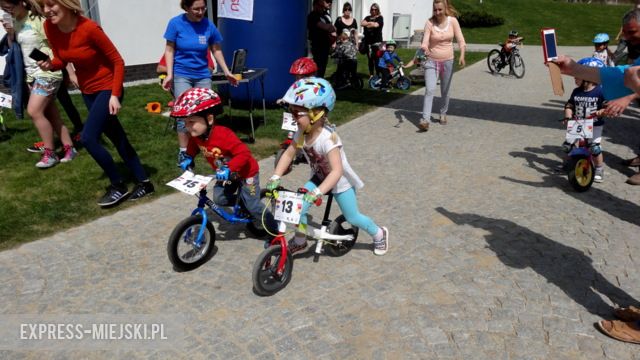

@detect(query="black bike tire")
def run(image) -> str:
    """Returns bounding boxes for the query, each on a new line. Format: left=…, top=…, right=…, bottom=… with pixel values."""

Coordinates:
left=487, top=49, right=501, bottom=73
left=167, top=215, right=216, bottom=271
left=252, top=245, right=293, bottom=296
left=324, top=215, right=359, bottom=257
left=510, top=53, right=526, bottom=78
left=369, top=75, right=381, bottom=90
left=396, top=76, right=411, bottom=90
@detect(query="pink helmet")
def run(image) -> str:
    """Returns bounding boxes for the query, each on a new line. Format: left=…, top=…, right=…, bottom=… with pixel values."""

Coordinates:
left=170, top=88, right=222, bottom=118
left=289, top=57, right=318, bottom=76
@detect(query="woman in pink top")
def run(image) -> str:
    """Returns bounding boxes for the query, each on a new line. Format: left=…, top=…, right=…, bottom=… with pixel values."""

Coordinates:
left=418, top=0, right=465, bottom=132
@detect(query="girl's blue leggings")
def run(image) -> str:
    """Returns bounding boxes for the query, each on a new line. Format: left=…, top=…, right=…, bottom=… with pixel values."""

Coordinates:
left=300, top=181, right=380, bottom=237
left=81, top=90, right=148, bottom=185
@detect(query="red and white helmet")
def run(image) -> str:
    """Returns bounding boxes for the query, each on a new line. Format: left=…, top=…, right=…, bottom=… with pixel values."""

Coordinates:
left=170, top=87, right=222, bottom=118
left=289, top=57, right=318, bottom=76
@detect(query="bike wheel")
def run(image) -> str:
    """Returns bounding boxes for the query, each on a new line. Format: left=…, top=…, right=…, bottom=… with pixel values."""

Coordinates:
left=324, top=215, right=359, bottom=257
left=487, top=49, right=502, bottom=73
left=167, top=215, right=216, bottom=271
left=274, top=148, right=293, bottom=176
left=369, top=75, right=381, bottom=90
left=510, top=54, right=525, bottom=78
left=567, top=155, right=594, bottom=192
left=252, top=245, right=293, bottom=296
left=396, top=76, right=411, bottom=90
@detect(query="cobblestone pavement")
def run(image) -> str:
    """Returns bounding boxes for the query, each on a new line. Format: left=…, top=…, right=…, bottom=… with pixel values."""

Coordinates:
left=1, top=46, right=639, bottom=359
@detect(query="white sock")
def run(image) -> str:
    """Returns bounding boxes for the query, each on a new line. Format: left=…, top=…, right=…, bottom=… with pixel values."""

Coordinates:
left=179, top=147, right=187, bottom=153
left=373, top=228, right=383, bottom=242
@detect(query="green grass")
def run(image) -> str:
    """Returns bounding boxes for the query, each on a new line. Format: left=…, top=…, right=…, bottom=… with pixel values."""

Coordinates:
left=0, top=49, right=485, bottom=250
left=455, top=0, right=629, bottom=46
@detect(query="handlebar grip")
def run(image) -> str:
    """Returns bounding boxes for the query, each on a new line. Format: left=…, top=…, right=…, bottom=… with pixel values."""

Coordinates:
left=314, top=198, right=323, bottom=206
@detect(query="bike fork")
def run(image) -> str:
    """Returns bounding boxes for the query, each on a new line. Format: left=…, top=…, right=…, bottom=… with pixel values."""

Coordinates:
left=273, top=233, right=288, bottom=276
left=190, top=207, right=209, bottom=248
left=313, top=226, right=328, bottom=263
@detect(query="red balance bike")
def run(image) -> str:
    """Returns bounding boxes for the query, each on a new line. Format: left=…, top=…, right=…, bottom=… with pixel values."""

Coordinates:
left=252, top=187, right=359, bottom=296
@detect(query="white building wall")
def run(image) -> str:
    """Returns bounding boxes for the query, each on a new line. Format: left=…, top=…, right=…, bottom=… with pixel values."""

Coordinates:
left=332, top=0, right=432, bottom=44
left=0, top=0, right=181, bottom=72
left=1, top=1, right=435, bottom=74
left=97, top=0, right=181, bottom=66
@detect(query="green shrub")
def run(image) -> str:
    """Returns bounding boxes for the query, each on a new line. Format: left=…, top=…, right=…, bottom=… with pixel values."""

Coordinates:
left=458, top=10, right=504, bottom=28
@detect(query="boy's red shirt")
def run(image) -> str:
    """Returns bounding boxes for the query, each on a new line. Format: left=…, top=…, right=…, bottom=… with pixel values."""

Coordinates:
left=44, top=16, right=125, bottom=97
left=186, top=125, right=259, bottom=179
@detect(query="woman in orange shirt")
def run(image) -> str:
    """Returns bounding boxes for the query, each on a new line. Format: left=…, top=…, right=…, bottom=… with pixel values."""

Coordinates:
left=39, top=0, right=154, bottom=207
left=418, top=0, right=465, bottom=132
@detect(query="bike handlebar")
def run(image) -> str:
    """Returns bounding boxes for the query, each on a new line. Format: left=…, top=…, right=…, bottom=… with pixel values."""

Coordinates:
left=266, top=188, right=323, bottom=206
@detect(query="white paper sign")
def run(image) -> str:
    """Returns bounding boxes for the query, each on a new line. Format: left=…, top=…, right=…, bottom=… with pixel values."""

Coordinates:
left=166, top=171, right=213, bottom=196
left=0, top=92, right=12, bottom=109
left=218, top=0, right=254, bottom=21
left=565, top=119, right=593, bottom=144
left=281, top=112, right=298, bottom=131
left=273, top=191, right=304, bottom=225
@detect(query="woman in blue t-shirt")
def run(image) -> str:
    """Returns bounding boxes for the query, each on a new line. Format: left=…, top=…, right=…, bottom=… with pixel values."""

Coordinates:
left=162, top=0, right=237, bottom=165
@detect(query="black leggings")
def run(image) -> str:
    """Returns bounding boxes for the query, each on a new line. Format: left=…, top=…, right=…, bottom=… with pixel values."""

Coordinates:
left=378, top=66, right=391, bottom=88
left=56, top=84, right=82, bottom=132
left=367, top=44, right=380, bottom=76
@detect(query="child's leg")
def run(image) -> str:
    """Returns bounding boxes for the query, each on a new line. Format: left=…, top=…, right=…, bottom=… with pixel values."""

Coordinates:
left=591, top=126, right=605, bottom=182
left=347, top=59, right=358, bottom=81
left=591, top=126, right=604, bottom=166
left=379, top=67, right=391, bottom=88
left=333, top=187, right=380, bottom=237
left=334, top=188, right=389, bottom=254
left=237, top=174, right=278, bottom=233
left=296, top=181, right=318, bottom=235
left=213, top=180, right=239, bottom=206
left=44, top=98, right=73, bottom=147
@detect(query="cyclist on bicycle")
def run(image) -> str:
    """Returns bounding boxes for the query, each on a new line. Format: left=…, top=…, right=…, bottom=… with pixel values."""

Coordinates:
left=377, top=39, right=403, bottom=91
left=561, top=57, right=607, bottom=182
left=499, top=30, right=523, bottom=66
left=171, top=87, right=278, bottom=236
left=267, top=77, right=389, bottom=255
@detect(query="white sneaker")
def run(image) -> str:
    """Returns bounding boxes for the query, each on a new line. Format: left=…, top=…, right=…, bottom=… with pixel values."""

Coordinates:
left=374, top=227, right=389, bottom=256
left=594, top=167, right=604, bottom=183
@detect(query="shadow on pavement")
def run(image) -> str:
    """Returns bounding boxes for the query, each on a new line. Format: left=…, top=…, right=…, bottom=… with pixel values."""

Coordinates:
left=502, top=146, right=640, bottom=227
left=378, top=93, right=640, bottom=152
left=435, top=207, right=639, bottom=317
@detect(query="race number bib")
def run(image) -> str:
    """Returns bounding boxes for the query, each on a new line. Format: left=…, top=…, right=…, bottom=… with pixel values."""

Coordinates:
left=273, top=191, right=304, bottom=224
left=565, top=119, right=593, bottom=143
left=166, top=171, right=213, bottom=196
left=0, top=92, right=12, bottom=109
left=281, top=112, right=298, bottom=132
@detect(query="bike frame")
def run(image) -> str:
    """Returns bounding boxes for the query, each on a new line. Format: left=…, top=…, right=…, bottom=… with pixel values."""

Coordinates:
left=266, top=190, right=354, bottom=275
left=189, top=185, right=252, bottom=247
